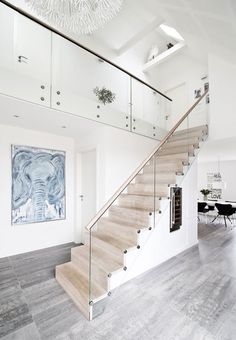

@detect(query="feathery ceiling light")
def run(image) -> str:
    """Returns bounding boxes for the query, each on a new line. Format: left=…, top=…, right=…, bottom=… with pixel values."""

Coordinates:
left=26, top=0, right=124, bottom=35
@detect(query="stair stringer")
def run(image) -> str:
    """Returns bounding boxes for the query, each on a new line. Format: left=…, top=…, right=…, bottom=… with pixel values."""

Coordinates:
left=109, top=160, right=198, bottom=288
left=56, top=125, right=208, bottom=320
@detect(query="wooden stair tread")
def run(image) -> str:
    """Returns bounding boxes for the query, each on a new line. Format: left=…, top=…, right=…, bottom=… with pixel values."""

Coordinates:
left=166, top=136, right=202, bottom=147
left=143, top=163, right=184, bottom=174
left=92, top=230, right=136, bottom=251
left=172, top=125, right=207, bottom=136
left=118, top=194, right=161, bottom=211
left=55, top=124, right=208, bottom=320
left=56, top=262, right=106, bottom=303
left=156, top=153, right=191, bottom=162
left=108, top=205, right=152, bottom=228
left=107, top=207, right=150, bottom=229
left=117, top=205, right=156, bottom=212
left=127, top=183, right=168, bottom=197
left=99, top=216, right=143, bottom=230
left=157, top=145, right=196, bottom=156
left=150, top=158, right=186, bottom=165
left=169, top=132, right=206, bottom=142
left=136, top=172, right=176, bottom=184
left=157, top=152, right=192, bottom=158
left=98, top=217, right=140, bottom=250
left=109, top=205, right=153, bottom=215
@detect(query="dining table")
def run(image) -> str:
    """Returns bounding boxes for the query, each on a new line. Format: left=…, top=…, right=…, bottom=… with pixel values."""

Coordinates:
left=198, top=200, right=236, bottom=208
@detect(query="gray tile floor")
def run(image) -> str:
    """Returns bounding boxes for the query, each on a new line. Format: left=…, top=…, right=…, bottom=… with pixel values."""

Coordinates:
left=1, top=223, right=236, bottom=340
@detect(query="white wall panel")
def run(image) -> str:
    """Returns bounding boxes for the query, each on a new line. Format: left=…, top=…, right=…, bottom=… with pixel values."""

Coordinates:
left=0, top=3, right=51, bottom=106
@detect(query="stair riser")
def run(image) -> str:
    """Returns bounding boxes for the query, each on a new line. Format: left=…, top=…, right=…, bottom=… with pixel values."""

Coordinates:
left=127, top=184, right=169, bottom=198
left=149, top=155, right=189, bottom=165
left=89, top=252, right=123, bottom=274
left=56, top=269, right=90, bottom=320
left=135, top=174, right=176, bottom=184
left=173, top=125, right=208, bottom=136
left=71, top=253, right=108, bottom=291
left=157, top=145, right=195, bottom=156
left=157, top=155, right=190, bottom=163
left=86, top=234, right=125, bottom=262
left=109, top=208, right=151, bottom=227
left=118, top=195, right=161, bottom=211
left=170, top=132, right=206, bottom=142
left=56, top=266, right=90, bottom=302
left=72, top=245, right=123, bottom=274
left=98, top=221, right=138, bottom=245
left=165, top=137, right=201, bottom=148
left=143, top=164, right=184, bottom=174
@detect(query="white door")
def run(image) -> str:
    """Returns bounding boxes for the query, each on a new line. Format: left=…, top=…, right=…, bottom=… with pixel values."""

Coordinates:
left=0, top=3, right=51, bottom=106
left=79, top=149, right=97, bottom=240
left=165, top=83, right=188, bottom=131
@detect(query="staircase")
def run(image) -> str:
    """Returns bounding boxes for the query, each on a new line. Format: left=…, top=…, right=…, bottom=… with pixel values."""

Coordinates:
left=56, top=89, right=208, bottom=320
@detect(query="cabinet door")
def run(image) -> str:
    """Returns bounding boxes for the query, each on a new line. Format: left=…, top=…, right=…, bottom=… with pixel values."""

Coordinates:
left=51, top=33, right=131, bottom=130
left=0, top=3, right=51, bottom=106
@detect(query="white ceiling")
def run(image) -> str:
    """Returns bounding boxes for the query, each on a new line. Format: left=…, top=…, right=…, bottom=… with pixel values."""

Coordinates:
left=84, top=0, right=236, bottom=57
left=8, top=0, right=236, bottom=69
left=0, top=94, right=104, bottom=144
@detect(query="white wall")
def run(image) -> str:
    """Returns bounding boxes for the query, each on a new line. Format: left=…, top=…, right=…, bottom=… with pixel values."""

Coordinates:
left=149, top=53, right=208, bottom=106
left=198, top=160, right=236, bottom=201
left=0, top=124, right=75, bottom=258
left=197, top=136, right=236, bottom=201
left=147, top=53, right=209, bottom=131
left=208, top=54, right=236, bottom=140
left=77, top=125, right=157, bottom=210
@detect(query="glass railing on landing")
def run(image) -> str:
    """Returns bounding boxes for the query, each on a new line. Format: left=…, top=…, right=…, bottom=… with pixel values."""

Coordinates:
left=0, top=0, right=171, bottom=142
left=85, top=90, right=209, bottom=320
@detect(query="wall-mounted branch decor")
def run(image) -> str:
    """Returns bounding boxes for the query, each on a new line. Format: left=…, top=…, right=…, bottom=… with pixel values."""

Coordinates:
left=93, top=86, right=116, bottom=105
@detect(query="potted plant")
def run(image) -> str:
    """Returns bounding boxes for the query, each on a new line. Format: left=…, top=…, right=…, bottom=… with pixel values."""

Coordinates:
left=200, top=189, right=211, bottom=201
left=93, top=86, right=116, bottom=105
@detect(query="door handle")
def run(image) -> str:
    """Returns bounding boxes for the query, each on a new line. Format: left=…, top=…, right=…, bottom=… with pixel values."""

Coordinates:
left=18, top=55, right=28, bottom=64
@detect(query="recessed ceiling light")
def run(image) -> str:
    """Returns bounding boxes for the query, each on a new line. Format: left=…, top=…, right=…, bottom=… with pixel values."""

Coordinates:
left=61, top=125, right=67, bottom=129
left=160, top=24, right=184, bottom=42
left=13, top=115, right=20, bottom=118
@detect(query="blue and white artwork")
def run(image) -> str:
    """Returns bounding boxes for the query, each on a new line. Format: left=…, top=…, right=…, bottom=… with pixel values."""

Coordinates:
left=11, top=145, right=65, bottom=225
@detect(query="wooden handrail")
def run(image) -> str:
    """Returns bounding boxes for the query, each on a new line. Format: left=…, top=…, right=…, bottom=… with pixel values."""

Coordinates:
left=85, top=89, right=208, bottom=230
left=0, top=0, right=172, bottom=102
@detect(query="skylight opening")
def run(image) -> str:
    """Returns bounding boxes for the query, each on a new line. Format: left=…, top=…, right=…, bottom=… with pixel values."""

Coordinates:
left=160, top=24, right=184, bottom=42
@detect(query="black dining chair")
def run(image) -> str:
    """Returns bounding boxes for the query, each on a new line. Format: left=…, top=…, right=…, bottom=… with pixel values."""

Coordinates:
left=212, top=203, right=236, bottom=228
left=207, top=204, right=215, bottom=212
left=198, top=202, right=209, bottom=222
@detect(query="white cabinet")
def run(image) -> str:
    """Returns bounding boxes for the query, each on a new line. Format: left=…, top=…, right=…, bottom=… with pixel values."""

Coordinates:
left=0, top=3, right=51, bottom=106
left=51, top=33, right=131, bottom=130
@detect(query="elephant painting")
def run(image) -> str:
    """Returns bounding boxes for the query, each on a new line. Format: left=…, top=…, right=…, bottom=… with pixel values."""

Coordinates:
left=11, top=145, right=65, bottom=225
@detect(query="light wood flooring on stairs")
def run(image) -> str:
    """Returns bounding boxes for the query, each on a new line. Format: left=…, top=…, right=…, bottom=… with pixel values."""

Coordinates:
left=56, top=125, right=209, bottom=320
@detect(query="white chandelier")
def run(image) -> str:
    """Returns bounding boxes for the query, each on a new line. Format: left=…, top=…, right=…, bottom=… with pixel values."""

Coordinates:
left=26, top=0, right=124, bottom=35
